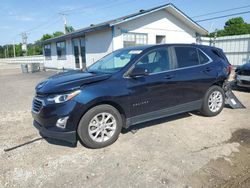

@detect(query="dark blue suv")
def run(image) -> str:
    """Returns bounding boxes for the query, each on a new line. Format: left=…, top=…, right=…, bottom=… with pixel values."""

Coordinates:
left=32, top=44, right=231, bottom=148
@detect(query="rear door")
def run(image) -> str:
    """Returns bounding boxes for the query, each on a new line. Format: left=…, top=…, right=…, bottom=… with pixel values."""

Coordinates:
left=171, top=46, right=217, bottom=105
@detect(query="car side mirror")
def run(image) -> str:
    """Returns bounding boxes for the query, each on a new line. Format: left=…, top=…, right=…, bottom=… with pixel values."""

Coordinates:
left=129, top=67, right=149, bottom=77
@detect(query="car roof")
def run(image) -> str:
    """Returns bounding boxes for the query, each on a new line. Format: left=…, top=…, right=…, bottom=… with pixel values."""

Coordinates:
left=120, top=44, right=217, bottom=52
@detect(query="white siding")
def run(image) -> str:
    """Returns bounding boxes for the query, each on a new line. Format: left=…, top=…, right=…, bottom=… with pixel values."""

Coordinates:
left=44, top=38, right=75, bottom=69
left=44, top=9, right=200, bottom=68
left=85, top=28, right=113, bottom=66
left=113, top=9, right=197, bottom=50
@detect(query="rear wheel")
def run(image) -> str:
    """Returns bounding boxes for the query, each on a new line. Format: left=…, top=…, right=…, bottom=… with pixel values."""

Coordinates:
left=77, top=104, right=122, bottom=149
left=200, top=85, right=225, bottom=117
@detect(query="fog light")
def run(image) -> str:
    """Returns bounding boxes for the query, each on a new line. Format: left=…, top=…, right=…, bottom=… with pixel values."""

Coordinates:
left=56, top=117, right=69, bottom=129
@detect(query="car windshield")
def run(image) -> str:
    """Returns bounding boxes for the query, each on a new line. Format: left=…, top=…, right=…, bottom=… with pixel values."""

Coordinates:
left=87, top=49, right=142, bottom=73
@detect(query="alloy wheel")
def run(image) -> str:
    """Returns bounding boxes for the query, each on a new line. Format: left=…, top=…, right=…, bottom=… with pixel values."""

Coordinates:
left=88, top=112, right=117, bottom=143
left=208, top=91, right=223, bottom=113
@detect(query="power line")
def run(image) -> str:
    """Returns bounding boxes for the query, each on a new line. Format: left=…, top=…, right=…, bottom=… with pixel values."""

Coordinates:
left=196, top=10, right=250, bottom=22
left=192, top=5, right=250, bottom=18
left=61, top=0, right=138, bottom=15
left=24, top=14, right=59, bottom=33
left=60, top=0, right=120, bottom=14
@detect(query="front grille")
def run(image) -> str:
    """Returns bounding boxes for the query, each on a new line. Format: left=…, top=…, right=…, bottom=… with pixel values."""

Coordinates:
left=32, top=98, right=43, bottom=113
left=36, top=93, right=48, bottom=98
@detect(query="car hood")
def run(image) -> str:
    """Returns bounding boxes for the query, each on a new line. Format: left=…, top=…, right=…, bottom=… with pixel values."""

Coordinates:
left=36, top=70, right=111, bottom=94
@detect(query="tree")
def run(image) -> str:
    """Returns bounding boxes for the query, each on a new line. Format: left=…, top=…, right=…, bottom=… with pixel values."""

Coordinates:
left=40, top=34, right=53, bottom=41
left=0, top=46, right=4, bottom=58
left=38, top=31, right=64, bottom=42
left=209, top=17, right=250, bottom=37
left=65, top=25, right=75, bottom=33
left=53, top=31, right=64, bottom=37
left=224, top=17, right=249, bottom=36
left=0, top=31, right=65, bottom=58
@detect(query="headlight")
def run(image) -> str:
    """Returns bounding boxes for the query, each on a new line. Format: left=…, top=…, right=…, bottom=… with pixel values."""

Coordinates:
left=47, top=90, right=81, bottom=104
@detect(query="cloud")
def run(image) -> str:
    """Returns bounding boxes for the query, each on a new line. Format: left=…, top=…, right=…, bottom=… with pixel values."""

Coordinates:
left=0, top=26, right=11, bottom=29
left=8, top=11, right=14, bottom=16
left=59, top=5, right=80, bottom=12
left=14, top=15, right=34, bottom=22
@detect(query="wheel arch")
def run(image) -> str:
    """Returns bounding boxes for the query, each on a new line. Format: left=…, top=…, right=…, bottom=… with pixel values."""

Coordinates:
left=77, top=100, right=127, bottom=130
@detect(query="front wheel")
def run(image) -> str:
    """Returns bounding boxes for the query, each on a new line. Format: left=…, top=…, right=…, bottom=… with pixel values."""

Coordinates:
left=200, top=85, right=225, bottom=117
left=77, top=104, right=122, bottom=149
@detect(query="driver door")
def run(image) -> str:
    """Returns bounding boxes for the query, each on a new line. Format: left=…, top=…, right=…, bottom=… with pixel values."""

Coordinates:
left=126, top=47, right=179, bottom=119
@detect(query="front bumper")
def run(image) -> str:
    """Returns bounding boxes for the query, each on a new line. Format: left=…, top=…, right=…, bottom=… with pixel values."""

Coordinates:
left=33, top=120, right=77, bottom=143
left=236, top=75, right=250, bottom=88
left=31, top=97, right=85, bottom=144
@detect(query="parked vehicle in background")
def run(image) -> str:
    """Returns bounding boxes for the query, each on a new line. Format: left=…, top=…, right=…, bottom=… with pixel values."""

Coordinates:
left=235, top=63, right=250, bottom=90
left=32, top=44, right=231, bottom=149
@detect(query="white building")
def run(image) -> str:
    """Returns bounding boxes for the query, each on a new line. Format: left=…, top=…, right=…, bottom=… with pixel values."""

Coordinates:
left=41, top=3, right=208, bottom=70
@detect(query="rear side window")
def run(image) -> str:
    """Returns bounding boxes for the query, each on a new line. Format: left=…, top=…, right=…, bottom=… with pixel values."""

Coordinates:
left=212, top=49, right=229, bottom=63
left=175, top=47, right=199, bottom=68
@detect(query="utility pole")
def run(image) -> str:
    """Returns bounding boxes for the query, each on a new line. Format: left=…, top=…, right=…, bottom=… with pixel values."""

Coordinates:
left=4, top=48, right=7, bottom=58
left=59, top=13, right=68, bottom=34
left=6, top=45, right=9, bottom=58
left=13, top=40, right=16, bottom=57
left=21, top=32, right=28, bottom=56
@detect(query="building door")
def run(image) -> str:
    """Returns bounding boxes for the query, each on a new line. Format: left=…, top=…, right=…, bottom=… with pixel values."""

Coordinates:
left=73, top=38, right=86, bottom=69
left=73, top=39, right=80, bottom=69
left=80, top=38, right=86, bottom=69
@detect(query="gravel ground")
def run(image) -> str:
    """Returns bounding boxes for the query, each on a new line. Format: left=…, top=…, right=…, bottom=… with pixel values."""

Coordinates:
left=0, top=68, right=250, bottom=188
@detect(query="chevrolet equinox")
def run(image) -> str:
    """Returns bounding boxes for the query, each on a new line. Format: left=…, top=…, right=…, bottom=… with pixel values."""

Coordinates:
left=32, top=44, right=231, bottom=148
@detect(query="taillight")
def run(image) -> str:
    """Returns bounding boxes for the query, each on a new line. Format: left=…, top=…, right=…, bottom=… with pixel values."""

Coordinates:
left=226, top=65, right=233, bottom=75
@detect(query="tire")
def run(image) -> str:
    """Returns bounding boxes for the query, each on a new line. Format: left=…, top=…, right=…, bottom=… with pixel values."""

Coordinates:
left=200, top=85, right=225, bottom=117
left=77, top=104, right=122, bottom=149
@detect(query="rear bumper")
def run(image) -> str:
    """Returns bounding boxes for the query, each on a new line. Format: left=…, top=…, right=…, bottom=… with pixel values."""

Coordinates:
left=33, top=120, right=77, bottom=143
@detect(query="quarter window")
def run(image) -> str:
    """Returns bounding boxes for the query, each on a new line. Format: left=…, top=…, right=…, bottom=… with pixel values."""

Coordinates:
left=123, top=33, right=147, bottom=48
left=175, top=47, right=199, bottom=68
left=198, top=50, right=210, bottom=64
left=56, top=41, right=66, bottom=59
left=135, top=48, right=172, bottom=74
left=44, top=44, right=51, bottom=59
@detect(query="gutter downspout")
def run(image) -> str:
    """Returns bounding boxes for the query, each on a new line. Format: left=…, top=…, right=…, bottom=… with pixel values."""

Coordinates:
left=111, top=26, right=115, bottom=52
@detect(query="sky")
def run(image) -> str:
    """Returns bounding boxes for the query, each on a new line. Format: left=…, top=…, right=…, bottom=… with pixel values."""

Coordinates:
left=0, top=0, right=250, bottom=45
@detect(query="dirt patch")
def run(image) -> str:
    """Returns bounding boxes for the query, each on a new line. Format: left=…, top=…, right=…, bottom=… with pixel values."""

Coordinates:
left=189, top=129, right=250, bottom=188
left=1, top=69, right=250, bottom=188
left=229, top=129, right=250, bottom=146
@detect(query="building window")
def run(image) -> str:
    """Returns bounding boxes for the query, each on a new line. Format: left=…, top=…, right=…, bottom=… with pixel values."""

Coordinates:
left=123, top=33, right=147, bottom=48
left=156, top=35, right=166, bottom=44
left=56, top=41, right=66, bottom=59
left=44, top=44, right=51, bottom=59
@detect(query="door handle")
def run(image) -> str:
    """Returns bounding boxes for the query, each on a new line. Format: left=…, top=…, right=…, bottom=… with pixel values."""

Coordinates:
left=164, top=75, right=174, bottom=80
left=204, top=67, right=213, bottom=72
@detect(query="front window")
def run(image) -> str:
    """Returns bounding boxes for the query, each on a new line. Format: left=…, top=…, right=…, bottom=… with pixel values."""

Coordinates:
left=135, top=47, right=173, bottom=74
left=88, top=49, right=142, bottom=73
left=123, top=33, right=147, bottom=48
left=44, top=44, right=51, bottom=59
left=56, top=41, right=66, bottom=60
